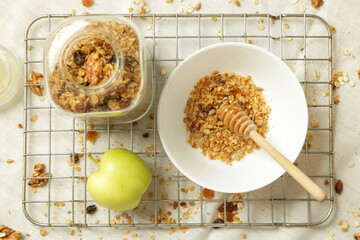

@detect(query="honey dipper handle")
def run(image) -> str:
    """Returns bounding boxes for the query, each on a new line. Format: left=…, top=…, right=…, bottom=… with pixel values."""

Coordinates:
left=249, top=130, right=327, bottom=202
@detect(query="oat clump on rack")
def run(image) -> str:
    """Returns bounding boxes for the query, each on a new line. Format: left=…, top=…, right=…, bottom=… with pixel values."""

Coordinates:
left=184, top=71, right=271, bottom=164
left=28, top=164, right=49, bottom=188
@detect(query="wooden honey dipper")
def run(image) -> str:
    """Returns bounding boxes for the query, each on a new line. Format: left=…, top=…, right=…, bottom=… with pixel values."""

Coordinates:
left=221, top=105, right=327, bottom=202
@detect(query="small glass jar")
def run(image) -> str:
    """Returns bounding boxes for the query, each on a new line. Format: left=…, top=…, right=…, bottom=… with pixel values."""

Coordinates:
left=44, top=15, right=153, bottom=123
left=0, top=44, right=22, bottom=108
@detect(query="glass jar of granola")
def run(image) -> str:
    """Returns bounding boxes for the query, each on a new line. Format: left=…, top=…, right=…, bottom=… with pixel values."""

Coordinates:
left=44, top=15, right=152, bottom=123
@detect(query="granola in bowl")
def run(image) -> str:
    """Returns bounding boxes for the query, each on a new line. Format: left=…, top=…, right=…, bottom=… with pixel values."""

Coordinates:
left=184, top=71, right=271, bottom=164
left=44, top=15, right=152, bottom=122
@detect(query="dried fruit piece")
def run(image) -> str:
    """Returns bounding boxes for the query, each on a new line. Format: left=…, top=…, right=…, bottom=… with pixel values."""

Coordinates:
left=202, top=188, right=215, bottom=199
left=73, top=50, right=85, bottom=66
left=86, top=205, right=97, bottom=214
left=82, top=0, right=94, bottom=7
left=311, top=0, right=323, bottom=8
left=142, top=133, right=149, bottom=138
left=218, top=201, right=238, bottom=213
left=213, top=217, right=224, bottom=229
left=335, top=179, right=343, bottom=194
left=86, top=131, right=99, bottom=143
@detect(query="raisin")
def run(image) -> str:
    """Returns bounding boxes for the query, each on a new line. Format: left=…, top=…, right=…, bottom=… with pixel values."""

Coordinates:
left=73, top=50, right=85, bottom=66
left=70, top=154, right=80, bottom=164
left=142, top=133, right=149, bottom=138
left=213, top=217, right=224, bottom=229
left=335, top=179, right=343, bottom=194
left=86, top=205, right=97, bottom=214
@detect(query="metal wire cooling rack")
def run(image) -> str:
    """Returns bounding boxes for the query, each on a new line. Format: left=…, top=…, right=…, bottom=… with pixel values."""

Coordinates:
left=23, top=13, right=334, bottom=228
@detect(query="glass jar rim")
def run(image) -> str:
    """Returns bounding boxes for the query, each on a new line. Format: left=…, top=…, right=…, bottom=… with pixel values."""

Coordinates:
left=62, top=34, right=122, bottom=91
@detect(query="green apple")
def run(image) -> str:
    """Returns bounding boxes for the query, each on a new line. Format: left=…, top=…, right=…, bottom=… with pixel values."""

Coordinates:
left=87, top=148, right=152, bottom=211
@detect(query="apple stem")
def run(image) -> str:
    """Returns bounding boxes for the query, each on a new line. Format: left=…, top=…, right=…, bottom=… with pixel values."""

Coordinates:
left=88, top=153, right=100, bottom=168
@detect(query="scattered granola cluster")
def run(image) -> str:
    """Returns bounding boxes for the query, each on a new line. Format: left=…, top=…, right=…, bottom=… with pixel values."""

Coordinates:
left=0, top=225, right=21, bottom=240
left=28, top=71, right=44, bottom=96
left=28, top=164, right=49, bottom=188
left=184, top=71, right=271, bottom=164
left=49, top=20, right=141, bottom=113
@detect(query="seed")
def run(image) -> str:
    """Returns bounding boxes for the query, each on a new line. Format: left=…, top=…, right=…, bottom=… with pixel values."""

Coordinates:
left=335, top=179, right=343, bottom=194
left=257, top=25, right=265, bottom=30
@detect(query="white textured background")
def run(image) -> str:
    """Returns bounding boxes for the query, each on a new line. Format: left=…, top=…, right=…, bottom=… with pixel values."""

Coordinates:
left=1, top=0, right=360, bottom=239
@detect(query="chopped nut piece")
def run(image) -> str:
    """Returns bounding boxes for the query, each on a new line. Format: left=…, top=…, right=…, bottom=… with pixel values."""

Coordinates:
left=86, top=131, right=99, bottom=143
left=28, top=72, right=44, bottom=96
left=188, top=185, right=194, bottom=191
left=242, top=233, right=247, bottom=239
left=180, top=188, right=188, bottom=193
left=348, top=163, right=355, bottom=168
left=161, top=68, right=167, bottom=76
left=129, top=7, right=133, bottom=13
left=353, top=211, right=360, bottom=217
left=254, top=0, right=258, bottom=5
left=150, top=235, right=155, bottom=240
left=18, top=123, right=23, bottom=129
left=257, top=25, right=265, bottom=30
left=330, top=26, right=336, bottom=34
left=211, top=17, right=217, bottom=21
left=350, top=81, right=355, bottom=87
left=82, top=0, right=94, bottom=7
left=70, top=230, right=75, bottom=236
left=131, top=233, right=138, bottom=238
left=31, top=187, right=37, bottom=193
left=355, top=233, right=360, bottom=240
left=28, top=164, right=49, bottom=188
left=327, top=231, right=334, bottom=237
left=234, top=0, right=240, bottom=6
left=30, top=114, right=38, bottom=122
left=338, top=220, right=343, bottom=226
left=335, top=179, right=343, bottom=194
left=39, top=229, right=47, bottom=236
left=0, top=225, right=21, bottom=240
left=6, top=159, right=14, bottom=164
left=147, top=145, right=154, bottom=151
left=283, top=23, right=290, bottom=29
left=246, top=39, right=252, bottom=44
left=123, top=230, right=130, bottom=235
left=202, top=188, right=215, bottom=199
left=310, top=118, right=319, bottom=128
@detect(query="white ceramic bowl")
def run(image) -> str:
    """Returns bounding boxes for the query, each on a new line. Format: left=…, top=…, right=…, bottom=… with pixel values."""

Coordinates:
left=158, top=43, right=308, bottom=193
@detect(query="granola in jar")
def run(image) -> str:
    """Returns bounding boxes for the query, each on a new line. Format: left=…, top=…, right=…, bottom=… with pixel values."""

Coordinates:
left=45, top=15, right=152, bottom=122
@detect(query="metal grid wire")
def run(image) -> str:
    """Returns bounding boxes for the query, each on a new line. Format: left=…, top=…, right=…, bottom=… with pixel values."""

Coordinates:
left=22, top=13, right=334, bottom=228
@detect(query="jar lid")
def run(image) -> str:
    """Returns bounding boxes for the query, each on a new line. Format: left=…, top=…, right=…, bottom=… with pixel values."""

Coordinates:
left=0, top=44, right=22, bottom=108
